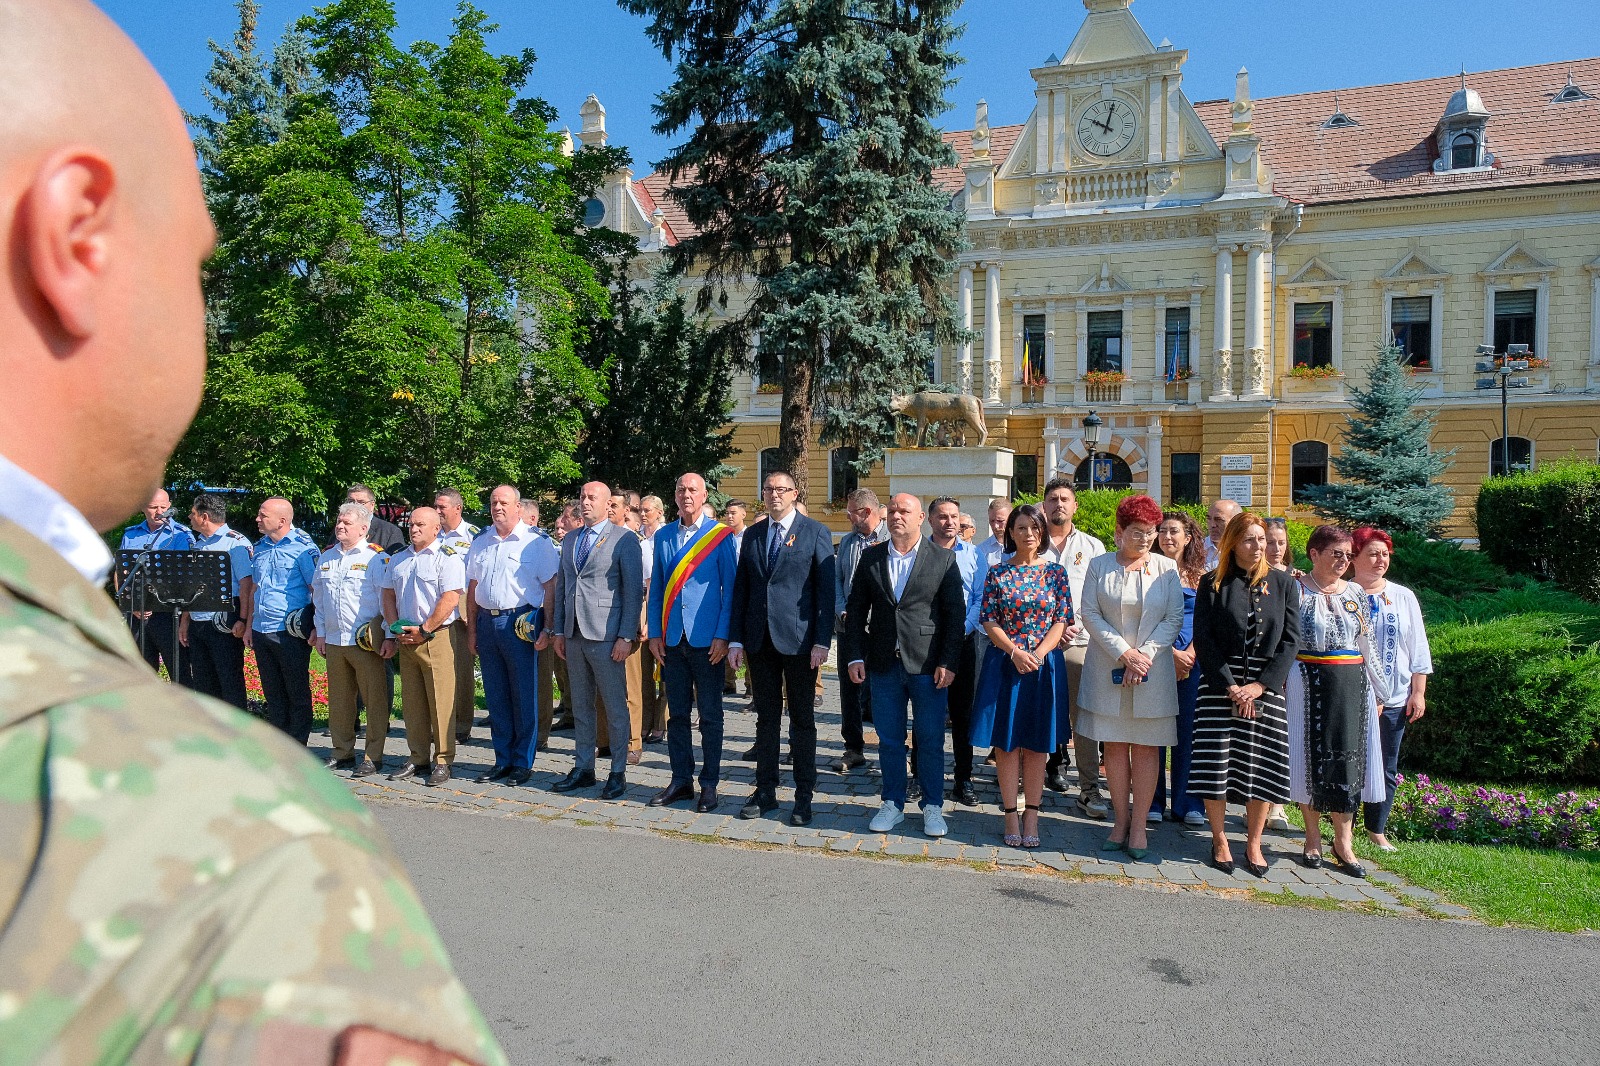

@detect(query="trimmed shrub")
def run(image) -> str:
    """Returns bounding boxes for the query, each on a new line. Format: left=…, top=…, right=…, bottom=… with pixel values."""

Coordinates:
left=1404, top=613, right=1600, bottom=784
left=1477, top=458, right=1600, bottom=601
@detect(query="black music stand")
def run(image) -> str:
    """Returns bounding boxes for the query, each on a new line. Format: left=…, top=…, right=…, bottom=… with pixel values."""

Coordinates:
left=116, top=549, right=233, bottom=683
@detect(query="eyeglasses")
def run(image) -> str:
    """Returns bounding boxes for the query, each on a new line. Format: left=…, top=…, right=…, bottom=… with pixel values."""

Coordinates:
left=1322, top=549, right=1353, bottom=561
left=1121, top=527, right=1158, bottom=541
left=762, top=486, right=796, bottom=496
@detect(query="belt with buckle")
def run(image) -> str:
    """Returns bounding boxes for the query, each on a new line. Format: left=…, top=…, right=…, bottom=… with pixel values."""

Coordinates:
left=482, top=604, right=532, bottom=617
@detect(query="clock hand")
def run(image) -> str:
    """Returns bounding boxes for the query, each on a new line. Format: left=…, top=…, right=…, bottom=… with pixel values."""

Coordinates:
left=1094, top=115, right=1112, bottom=135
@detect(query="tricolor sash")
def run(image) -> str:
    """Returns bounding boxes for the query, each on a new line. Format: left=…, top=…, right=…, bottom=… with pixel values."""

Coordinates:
left=660, top=521, right=733, bottom=635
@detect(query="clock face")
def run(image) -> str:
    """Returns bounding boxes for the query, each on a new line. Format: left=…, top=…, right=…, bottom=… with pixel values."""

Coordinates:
left=1077, top=98, right=1139, bottom=157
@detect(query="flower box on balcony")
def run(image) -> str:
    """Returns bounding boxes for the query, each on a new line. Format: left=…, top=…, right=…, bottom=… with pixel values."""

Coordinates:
left=1287, top=364, right=1341, bottom=381
left=755, top=383, right=782, bottom=395
left=1082, top=370, right=1127, bottom=386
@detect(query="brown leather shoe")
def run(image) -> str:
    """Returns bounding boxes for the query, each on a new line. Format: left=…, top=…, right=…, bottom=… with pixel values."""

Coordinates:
left=626, top=749, right=641, bottom=766
left=387, top=762, right=421, bottom=782
left=351, top=757, right=381, bottom=778
left=427, top=762, right=451, bottom=787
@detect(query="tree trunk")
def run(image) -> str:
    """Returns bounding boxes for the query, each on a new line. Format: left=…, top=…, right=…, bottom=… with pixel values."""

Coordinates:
left=778, top=336, right=815, bottom=503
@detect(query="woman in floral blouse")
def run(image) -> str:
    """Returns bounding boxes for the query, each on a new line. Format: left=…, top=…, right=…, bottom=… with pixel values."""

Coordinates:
left=969, top=504, right=1074, bottom=848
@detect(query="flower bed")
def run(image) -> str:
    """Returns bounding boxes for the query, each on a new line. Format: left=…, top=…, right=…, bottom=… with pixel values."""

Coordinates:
left=244, top=649, right=330, bottom=711
left=1388, top=773, right=1600, bottom=852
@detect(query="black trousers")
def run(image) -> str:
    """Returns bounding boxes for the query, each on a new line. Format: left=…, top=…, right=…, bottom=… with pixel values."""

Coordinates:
left=129, top=612, right=189, bottom=684
left=749, top=640, right=818, bottom=805
left=186, top=622, right=247, bottom=710
left=255, top=629, right=314, bottom=744
left=947, top=633, right=977, bottom=785
left=839, top=654, right=872, bottom=755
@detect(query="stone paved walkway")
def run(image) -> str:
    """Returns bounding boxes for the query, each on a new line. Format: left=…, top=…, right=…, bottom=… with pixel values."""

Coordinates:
left=324, top=670, right=1467, bottom=921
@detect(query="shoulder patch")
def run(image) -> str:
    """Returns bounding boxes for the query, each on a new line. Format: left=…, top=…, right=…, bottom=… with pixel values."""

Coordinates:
left=226, top=529, right=247, bottom=540
left=439, top=545, right=458, bottom=557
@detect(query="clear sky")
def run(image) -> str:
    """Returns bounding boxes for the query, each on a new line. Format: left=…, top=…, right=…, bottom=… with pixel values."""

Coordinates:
left=102, top=0, right=1598, bottom=178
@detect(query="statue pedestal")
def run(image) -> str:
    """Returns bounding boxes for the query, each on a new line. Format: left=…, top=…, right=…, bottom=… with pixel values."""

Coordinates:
left=885, top=447, right=1015, bottom=508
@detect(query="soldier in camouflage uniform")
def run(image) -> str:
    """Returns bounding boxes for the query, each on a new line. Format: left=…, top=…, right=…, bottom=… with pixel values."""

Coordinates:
left=0, top=3, right=505, bottom=1062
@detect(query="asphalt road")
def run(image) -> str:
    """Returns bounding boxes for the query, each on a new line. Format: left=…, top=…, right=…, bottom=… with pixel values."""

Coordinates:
left=375, top=803, right=1599, bottom=1066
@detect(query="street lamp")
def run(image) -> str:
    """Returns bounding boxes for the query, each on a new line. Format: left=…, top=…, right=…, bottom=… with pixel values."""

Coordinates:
left=1474, top=343, right=1530, bottom=475
left=1082, top=410, right=1104, bottom=489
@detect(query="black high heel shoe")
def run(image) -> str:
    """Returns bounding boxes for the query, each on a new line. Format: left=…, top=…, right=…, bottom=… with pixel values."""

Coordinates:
left=1330, top=850, right=1367, bottom=879
left=1207, top=843, right=1235, bottom=875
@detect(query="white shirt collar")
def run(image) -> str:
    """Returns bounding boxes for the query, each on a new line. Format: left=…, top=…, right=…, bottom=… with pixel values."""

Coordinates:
left=888, top=537, right=920, bottom=559
left=0, top=452, right=114, bottom=584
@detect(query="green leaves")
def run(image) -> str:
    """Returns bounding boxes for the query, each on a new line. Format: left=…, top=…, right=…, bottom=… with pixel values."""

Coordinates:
left=175, top=0, right=607, bottom=510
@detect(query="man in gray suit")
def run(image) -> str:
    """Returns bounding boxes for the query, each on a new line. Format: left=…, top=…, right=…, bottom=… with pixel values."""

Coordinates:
left=550, top=480, right=644, bottom=800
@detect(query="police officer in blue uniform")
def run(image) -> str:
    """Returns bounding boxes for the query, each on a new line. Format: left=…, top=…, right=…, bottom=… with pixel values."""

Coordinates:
left=179, top=492, right=255, bottom=709
left=246, top=496, right=319, bottom=743
left=117, top=488, right=194, bottom=681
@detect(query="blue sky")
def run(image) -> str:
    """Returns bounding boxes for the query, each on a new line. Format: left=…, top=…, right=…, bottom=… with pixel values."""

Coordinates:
left=103, top=0, right=1598, bottom=178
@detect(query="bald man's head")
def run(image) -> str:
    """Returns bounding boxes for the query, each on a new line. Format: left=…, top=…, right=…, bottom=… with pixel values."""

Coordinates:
left=0, top=0, right=215, bottom=530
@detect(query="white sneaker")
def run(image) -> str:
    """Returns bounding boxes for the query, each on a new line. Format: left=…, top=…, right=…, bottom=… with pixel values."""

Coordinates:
left=869, top=801, right=905, bottom=833
left=922, top=805, right=948, bottom=838
left=1146, top=809, right=1163, bottom=825
left=1076, top=790, right=1109, bottom=819
left=1183, top=810, right=1207, bottom=827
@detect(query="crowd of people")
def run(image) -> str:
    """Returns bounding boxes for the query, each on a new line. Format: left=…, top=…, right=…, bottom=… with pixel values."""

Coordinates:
left=120, top=472, right=1435, bottom=875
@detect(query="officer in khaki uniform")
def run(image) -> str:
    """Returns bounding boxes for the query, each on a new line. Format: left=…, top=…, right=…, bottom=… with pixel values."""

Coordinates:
left=436, top=487, right=481, bottom=743
left=383, top=506, right=467, bottom=786
left=0, top=5, right=502, bottom=1059
left=310, top=501, right=393, bottom=776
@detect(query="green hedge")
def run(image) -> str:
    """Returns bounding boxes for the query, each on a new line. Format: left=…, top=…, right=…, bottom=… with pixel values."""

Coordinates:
left=1009, top=488, right=1310, bottom=555
left=1477, top=459, right=1600, bottom=602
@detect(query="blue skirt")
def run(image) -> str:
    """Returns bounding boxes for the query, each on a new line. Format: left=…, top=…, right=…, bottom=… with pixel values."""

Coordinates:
left=968, top=645, right=1073, bottom=754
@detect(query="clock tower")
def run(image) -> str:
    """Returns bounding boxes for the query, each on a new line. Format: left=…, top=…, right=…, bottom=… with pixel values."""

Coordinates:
left=995, top=0, right=1257, bottom=213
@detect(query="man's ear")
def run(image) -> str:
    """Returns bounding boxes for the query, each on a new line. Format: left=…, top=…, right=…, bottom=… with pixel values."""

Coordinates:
left=23, top=148, right=118, bottom=340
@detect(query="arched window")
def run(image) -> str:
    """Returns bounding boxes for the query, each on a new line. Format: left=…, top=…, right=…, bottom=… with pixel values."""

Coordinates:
left=1490, top=436, right=1533, bottom=477
left=829, top=446, right=859, bottom=504
left=1451, top=133, right=1478, bottom=170
left=1073, top=455, right=1132, bottom=491
left=1291, top=441, right=1329, bottom=503
left=757, top=448, right=782, bottom=490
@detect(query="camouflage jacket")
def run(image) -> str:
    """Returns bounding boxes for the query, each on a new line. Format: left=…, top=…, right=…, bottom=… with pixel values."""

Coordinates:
left=0, top=519, right=506, bottom=1065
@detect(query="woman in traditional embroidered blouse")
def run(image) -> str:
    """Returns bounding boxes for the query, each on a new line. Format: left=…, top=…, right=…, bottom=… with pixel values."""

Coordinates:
left=970, top=504, right=1074, bottom=849
left=1349, top=526, right=1431, bottom=853
left=1285, top=525, right=1384, bottom=880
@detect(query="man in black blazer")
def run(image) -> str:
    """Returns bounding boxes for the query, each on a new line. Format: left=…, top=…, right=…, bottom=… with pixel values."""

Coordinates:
left=841, top=493, right=965, bottom=839
left=728, top=470, right=836, bottom=826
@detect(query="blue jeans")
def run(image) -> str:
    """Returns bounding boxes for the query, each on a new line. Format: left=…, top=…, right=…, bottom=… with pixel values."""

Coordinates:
left=477, top=609, right=541, bottom=772
left=1363, top=704, right=1408, bottom=834
left=1152, top=695, right=1202, bottom=818
left=663, top=639, right=726, bottom=789
left=870, top=660, right=948, bottom=810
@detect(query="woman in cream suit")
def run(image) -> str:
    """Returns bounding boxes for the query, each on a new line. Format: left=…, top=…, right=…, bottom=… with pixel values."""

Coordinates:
left=1077, top=494, right=1185, bottom=859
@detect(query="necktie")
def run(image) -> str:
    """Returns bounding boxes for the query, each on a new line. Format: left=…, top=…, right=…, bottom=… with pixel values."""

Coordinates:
left=575, top=527, right=596, bottom=571
left=767, top=522, right=784, bottom=573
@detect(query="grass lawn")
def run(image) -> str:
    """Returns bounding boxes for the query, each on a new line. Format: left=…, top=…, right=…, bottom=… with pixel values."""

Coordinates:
left=1356, top=838, right=1600, bottom=933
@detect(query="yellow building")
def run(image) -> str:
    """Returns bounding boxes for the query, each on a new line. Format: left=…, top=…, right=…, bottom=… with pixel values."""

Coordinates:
left=587, top=0, right=1600, bottom=537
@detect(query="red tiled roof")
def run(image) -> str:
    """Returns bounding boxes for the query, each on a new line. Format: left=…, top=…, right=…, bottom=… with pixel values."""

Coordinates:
left=1194, top=57, right=1600, bottom=204
left=632, top=57, right=1600, bottom=236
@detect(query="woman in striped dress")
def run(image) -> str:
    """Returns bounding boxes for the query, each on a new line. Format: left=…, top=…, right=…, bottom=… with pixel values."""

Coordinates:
left=1190, top=513, right=1301, bottom=877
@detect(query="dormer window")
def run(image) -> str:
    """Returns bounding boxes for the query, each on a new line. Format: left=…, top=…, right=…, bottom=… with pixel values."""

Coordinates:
left=1451, top=133, right=1479, bottom=169
left=1433, top=74, right=1493, bottom=173
left=1553, top=72, right=1594, bottom=103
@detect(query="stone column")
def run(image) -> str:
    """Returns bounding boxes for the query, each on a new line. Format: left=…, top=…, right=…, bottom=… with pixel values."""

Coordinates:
left=1044, top=416, right=1060, bottom=479
left=1043, top=301, right=1058, bottom=405
left=1211, top=245, right=1235, bottom=401
left=958, top=265, right=974, bottom=394
left=984, top=263, right=1001, bottom=403
left=1009, top=301, right=1025, bottom=407
left=1243, top=242, right=1269, bottom=398
left=1146, top=416, right=1165, bottom=501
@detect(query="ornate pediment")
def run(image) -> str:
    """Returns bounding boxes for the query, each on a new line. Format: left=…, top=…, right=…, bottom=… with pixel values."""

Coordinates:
left=1383, top=249, right=1449, bottom=281
left=1283, top=256, right=1349, bottom=288
left=1077, top=260, right=1133, bottom=293
left=1482, top=241, right=1555, bottom=279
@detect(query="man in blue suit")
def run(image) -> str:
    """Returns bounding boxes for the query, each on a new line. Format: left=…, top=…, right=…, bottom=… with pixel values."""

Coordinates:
left=646, top=473, right=737, bottom=812
left=728, top=469, right=836, bottom=827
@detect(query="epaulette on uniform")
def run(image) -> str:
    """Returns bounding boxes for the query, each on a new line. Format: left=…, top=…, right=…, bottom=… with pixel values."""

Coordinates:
left=225, top=529, right=248, bottom=541
left=439, top=544, right=458, bottom=557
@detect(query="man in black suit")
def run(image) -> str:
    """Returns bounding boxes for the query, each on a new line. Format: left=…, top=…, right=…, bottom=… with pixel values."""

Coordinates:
left=841, top=493, right=965, bottom=839
left=728, top=470, right=836, bottom=827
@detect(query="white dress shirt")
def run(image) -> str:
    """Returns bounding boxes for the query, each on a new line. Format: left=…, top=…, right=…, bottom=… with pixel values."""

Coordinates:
left=382, top=539, right=467, bottom=626
left=886, top=537, right=920, bottom=601
left=311, top=543, right=387, bottom=645
left=0, top=452, right=114, bottom=584
left=1041, top=525, right=1107, bottom=647
left=466, top=522, right=560, bottom=610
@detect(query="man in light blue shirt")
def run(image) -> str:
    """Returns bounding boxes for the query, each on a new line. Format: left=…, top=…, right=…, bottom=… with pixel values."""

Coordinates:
left=179, top=493, right=254, bottom=709
left=117, top=488, right=195, bottom=681
left=247, top=496, right=318, bottom=744
left=929, top=496, right=984, bottom=807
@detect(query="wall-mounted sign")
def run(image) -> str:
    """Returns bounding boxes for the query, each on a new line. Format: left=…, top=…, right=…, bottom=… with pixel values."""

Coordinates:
left=1219, top=474, right=1253, bottom=507
left=1219, top=454, right=1254, bottom=472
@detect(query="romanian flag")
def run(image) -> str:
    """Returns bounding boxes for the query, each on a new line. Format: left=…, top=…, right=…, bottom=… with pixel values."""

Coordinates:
left=1296, top=650, right=1363, bottom=666
left=660, top=521, right=734, bottom=636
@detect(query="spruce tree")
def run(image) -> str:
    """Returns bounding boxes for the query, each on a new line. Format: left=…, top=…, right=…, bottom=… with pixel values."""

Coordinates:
left=620, top=0, right=966, bottom=499
left=1301, top=344, right=1456, bottom=536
